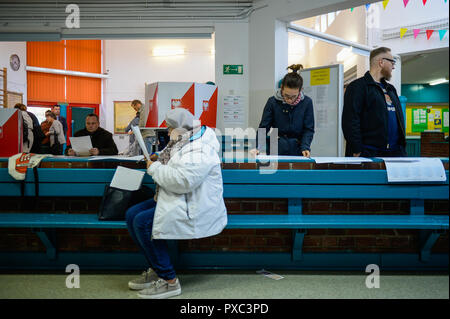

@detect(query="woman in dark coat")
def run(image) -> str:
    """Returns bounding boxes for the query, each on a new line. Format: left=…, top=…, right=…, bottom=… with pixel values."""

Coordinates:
left=254, top=64, right=315, bottom=157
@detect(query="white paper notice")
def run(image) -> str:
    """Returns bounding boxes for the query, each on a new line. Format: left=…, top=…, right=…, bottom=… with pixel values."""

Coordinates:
left=223, top=95, right=245, bottom=126
left=131, top=126, right=150, bottom=161
left=256, top=155, right=308, bottom=161
left=110, top=166, right=145, bottom=191
left=69, top=136, right=93, bottom=156
left=312, top=157, right=373, bottom=164
left=383, top=158, right=446, bottom=182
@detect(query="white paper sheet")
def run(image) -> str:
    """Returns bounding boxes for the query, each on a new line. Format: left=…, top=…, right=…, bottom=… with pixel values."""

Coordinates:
left=131, top=126, right=150, bottom=161
left=88, top=155, right=145, bottom=161
left=383, top=158, right=446, bottom=182
left=69, top=136, right=93, bottom=156
left=256, top=155, right=308, bottom=161
left=110, top=166, right=145, bottom=191
left=312, top=157, right=373, bottom=164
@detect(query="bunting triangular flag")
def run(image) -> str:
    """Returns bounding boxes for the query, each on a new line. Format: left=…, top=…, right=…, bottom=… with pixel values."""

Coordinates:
left=400, top=28, right=408, bottom=39
left=422, top=0, right=427, bottom=5
left=365, top=4, right=371, bottom=10
left=403, top=0, right=410, bottom=7
left=351, top=7, right=354, bottom=12
left=426, top=30, right=434, bottom=40
left=382, top=0, right=389, bottom=9
left=439, top=29, right=448, bottom=41
left=413, top=29, right=421, bottom=39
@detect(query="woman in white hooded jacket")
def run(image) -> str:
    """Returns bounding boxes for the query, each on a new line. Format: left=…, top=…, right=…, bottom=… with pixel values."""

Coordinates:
left=125, top=108, right=227, bottom=299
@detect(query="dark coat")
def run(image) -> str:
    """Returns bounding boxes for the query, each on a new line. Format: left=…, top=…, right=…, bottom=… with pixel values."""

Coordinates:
left=342, top=71, right=406, bottom=156
left=258, top=95, right=315, bottom=155
left=57, top=115, right=68, bottom=136
left=66, top=127, right=118, bottom=155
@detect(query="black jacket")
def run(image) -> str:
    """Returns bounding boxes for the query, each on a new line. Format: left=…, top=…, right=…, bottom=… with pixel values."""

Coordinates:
left=258, top=95, right=315, bottom=155
left=342, top=71, right=406, bottom=156
left=66, top=127, right=118, bottom=155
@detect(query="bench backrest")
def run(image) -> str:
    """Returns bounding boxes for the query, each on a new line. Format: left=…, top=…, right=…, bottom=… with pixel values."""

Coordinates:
left=0, top=168, right=448, bottom=200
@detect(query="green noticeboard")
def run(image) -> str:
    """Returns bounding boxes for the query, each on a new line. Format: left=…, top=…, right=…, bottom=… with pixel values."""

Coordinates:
left=411, top=108, right=428, bottom=132
left=223, top=65, right=243, bottom=75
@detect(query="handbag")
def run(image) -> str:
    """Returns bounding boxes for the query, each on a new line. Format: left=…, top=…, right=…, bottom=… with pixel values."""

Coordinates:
left=98, top=184, right=155, bottom=221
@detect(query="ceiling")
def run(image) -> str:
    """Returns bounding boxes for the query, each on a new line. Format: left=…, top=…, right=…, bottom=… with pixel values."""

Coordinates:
left=401, top=48, right=449, bottom=84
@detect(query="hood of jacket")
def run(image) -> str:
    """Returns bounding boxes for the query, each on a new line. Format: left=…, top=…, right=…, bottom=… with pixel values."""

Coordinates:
left=274, top=88, right=305, bottom=104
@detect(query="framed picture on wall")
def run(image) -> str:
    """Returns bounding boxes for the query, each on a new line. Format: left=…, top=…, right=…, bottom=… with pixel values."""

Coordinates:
left=7, top=91, right=23, bottom=108
left=114, top=101, right=136, bottom=134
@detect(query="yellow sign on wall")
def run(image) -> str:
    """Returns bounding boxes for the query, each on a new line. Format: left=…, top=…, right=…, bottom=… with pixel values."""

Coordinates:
left=310, top=68, right=330, bottom=86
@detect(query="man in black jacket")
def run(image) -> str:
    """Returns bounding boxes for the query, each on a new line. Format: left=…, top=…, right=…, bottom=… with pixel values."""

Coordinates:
left=342, top=47, right=406, bottom=157
left=66, top=113, right=118, bottom=156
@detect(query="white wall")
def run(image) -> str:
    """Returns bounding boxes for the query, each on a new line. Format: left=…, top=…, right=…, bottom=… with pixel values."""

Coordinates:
left=214, top=22, right=249, bottom=131
left=102, top=38, right=215, bottom=133
left=0, top=42, right=27, bottom=106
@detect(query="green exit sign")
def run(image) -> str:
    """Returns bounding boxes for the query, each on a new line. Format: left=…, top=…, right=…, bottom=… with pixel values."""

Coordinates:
left=223, top=64, right=243, bottom=75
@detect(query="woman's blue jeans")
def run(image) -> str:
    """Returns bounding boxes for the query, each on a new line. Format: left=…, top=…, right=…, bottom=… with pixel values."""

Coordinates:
left=125, top=199, right=176, bottom=280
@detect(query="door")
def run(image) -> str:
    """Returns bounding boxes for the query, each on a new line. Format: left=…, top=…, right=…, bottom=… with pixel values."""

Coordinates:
left=70, top=107, right=95, bottom=137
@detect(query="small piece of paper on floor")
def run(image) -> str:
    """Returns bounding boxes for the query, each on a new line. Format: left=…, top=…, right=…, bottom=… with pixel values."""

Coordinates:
left=257, top=269, right=284, bottom=280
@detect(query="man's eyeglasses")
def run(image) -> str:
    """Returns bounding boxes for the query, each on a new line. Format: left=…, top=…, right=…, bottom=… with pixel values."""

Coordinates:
left=382, top=58, right=396, bottom=66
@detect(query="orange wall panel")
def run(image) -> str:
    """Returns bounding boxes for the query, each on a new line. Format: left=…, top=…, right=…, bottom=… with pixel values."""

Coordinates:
left=66, top=76, right=101, bottom=104
left=26, top=41, right=65, bottom=69
left=27, top=72, right=65, bottom=103
left=66, top=40, right=101, bottom=73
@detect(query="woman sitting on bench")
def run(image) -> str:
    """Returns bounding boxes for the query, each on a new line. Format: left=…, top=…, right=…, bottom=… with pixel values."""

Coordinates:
left=125, top=107, right=228, bottom=299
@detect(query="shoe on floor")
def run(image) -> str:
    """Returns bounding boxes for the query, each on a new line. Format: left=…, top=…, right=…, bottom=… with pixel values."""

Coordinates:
left=128, top=268, right=159, bottom=290
left=137, top=278, right=181, bottom=299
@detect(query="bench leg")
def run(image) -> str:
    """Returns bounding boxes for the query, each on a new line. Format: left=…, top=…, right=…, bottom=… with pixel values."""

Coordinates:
left=33, top=229, right=57, bottom=260
left=292, top=229, right=306, bottom=261
left=419, top=230, right=443, bottom=262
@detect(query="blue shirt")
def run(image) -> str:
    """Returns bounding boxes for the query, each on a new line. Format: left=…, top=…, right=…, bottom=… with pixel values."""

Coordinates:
left=376, top=82, right=399, bottom=150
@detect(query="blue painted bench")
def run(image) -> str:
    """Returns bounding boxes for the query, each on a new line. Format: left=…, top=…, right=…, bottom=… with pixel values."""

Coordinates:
left=0, top=158, right=448, bottom=269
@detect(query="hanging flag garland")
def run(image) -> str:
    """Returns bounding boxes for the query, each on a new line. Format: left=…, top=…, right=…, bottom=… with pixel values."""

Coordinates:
left=400, top=28, right=448, bottom=40
left=403, top=0, right=410, bottom=8
left=382, top=0, right=390, bottom=9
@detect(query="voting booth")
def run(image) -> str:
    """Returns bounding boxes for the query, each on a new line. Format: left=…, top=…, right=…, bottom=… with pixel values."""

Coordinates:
left=0, top=108, right=23, bottom=157
left=140, top=82, right=218, bottom=129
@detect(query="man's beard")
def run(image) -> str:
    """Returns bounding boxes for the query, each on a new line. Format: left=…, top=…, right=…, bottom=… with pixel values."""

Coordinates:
left=381, top=68, right=392, bottom=81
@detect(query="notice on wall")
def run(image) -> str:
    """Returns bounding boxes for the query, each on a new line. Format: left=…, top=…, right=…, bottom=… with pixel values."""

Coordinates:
left=310, top=68, right=330, bottom=86
left=443, top=109, right=449, bottom=133
left=303, top=85, right=329, bottom=129
left=223, top=95, right=245, bottom=126
left=411, top=108, right=428, bottom=132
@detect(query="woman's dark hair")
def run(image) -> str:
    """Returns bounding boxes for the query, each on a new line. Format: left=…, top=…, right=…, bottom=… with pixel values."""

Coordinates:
left=45, top=111, right=56, bottom=119
left=14, top=103, right=27, bottom=111
left=281, top=64, right=304, bottom=90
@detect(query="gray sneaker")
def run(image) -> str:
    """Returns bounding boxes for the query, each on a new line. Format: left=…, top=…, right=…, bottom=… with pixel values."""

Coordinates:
left=137, top=278, right=181, bottom=299
left=128, top=268, right=158, bottom=290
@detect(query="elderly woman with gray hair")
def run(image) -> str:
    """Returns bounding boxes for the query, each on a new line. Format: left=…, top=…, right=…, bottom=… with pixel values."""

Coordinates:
left=125, top=108, right=227, bottom=299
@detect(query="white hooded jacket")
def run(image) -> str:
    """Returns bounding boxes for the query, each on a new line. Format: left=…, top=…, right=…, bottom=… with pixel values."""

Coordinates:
left=147, top=126, right=227, bottom=239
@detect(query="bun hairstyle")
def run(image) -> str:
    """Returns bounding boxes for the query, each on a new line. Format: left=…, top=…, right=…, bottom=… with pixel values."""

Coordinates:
left=281, top=64, right=304, bottom=90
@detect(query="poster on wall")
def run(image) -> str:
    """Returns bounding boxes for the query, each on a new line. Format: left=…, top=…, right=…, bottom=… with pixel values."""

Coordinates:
left=223, top=95, right=245, bottom=126
left=411, top=108, right=428, bottom=132
left=443, top=109, right=449, bottom=133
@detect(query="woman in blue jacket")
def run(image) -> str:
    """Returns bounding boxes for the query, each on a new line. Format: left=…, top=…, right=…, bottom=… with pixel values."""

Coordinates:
left=254, top=64, right=315, bottom=157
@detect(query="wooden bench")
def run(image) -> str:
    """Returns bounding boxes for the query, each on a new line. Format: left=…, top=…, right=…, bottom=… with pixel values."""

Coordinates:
left=0, top=158, right=448, bottom=269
